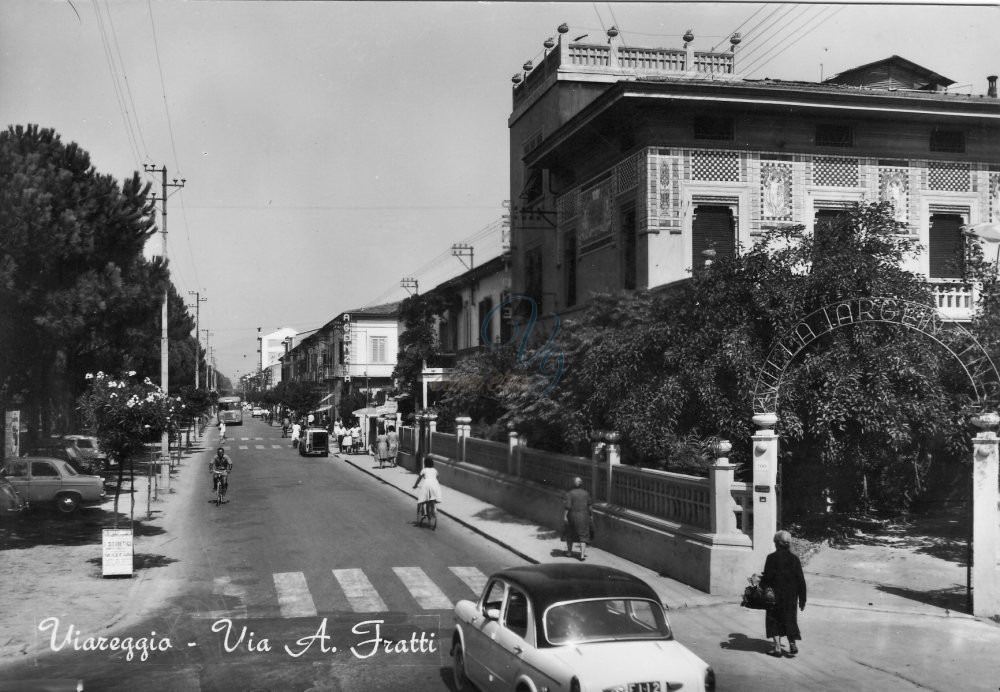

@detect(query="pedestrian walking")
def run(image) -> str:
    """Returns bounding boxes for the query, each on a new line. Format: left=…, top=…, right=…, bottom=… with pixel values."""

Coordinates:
left=563, top=476, right=593, bottom=561
left=291, top=421, right=301, bottom=448
left=760, top=530, right=807, bottom=658
left=351, top=425, right=361, bottom=454
left=375, top=427, right=390, bottom=469
left=386, top=425, right=399, bottom=467
left=219, top=420, right=227, bottom=442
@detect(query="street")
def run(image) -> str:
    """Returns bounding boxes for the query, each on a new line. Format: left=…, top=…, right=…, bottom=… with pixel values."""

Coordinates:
left=1, top=417, right=516, bottom=691
left=4, top=417, right=1000, bottom=691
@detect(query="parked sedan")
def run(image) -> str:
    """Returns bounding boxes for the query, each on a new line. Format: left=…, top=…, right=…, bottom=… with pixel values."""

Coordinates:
left=2, top=457, right=107, bottom=514
left=0, top=475, right=26, bottom=520
left=452, top=563, right=715, bottom=692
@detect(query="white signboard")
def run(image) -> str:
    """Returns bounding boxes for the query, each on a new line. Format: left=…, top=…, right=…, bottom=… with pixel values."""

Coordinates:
left=102, top=528, right=134, bottom=577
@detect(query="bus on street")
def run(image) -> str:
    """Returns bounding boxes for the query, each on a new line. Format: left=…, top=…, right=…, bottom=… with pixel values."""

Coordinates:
left=218, top=396, right=244, bottom=426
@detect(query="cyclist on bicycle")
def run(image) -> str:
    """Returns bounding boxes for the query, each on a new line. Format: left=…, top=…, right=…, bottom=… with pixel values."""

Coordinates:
left=412, top=457, right=442, bottom=518
left=209, top=447, right=233, bottom=497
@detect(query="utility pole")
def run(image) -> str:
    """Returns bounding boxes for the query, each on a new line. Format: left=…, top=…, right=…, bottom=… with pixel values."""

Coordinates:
left=188, top=291, right=207, bottom=389
left=145, top=164, right=185, bottom=489
left=452, top=244, right=475, bottom=348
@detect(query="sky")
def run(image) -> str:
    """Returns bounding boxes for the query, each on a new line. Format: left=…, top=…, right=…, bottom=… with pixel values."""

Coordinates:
left=2, top=0, right=998, bottom=382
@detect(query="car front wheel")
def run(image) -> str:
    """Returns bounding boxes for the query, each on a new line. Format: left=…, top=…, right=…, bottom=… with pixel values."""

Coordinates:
left=453, top=641, right=474, bottom=692
left=55, top=493, right=80, bottom=514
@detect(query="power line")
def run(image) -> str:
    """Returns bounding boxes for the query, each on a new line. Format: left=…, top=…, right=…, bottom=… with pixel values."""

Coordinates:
left=103, top=0, right=150, bottom=160
left=91, top=0, right=142, bottom=169
left=712, top=3, right=770, bottom=52
left=742, top=5, right=844, bottom=78
left=146, top=0, right=183, bottom=177
left=734, top=4, right=805, bottom=64
left=736, top=4, right=815, bottom=69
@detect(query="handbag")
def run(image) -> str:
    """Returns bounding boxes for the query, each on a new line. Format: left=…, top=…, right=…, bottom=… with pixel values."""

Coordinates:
left=740, top=574, right=776, bottom=610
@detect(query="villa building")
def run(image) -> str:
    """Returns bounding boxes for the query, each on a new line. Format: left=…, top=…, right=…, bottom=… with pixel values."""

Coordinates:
left=507, top=28, right=1000, bottom=322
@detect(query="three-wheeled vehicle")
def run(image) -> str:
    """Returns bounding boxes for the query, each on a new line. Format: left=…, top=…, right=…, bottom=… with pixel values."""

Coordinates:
left=298, top=427, right=330, bottom=457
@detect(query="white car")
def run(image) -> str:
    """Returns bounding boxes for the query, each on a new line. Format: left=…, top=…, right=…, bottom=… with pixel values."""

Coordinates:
left=452, top=563, right=715, bottom=692
left=251, top=407, right=264, bottom=418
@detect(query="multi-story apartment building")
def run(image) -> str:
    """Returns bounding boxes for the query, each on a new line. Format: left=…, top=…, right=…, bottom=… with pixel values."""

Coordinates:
left=508, top=28, right=1000, bottom=322
left=282, top=303, right=400, bottom=417
left=259, top=326, right=297, bottom=388
left=413, top=255, right=511, bottom=409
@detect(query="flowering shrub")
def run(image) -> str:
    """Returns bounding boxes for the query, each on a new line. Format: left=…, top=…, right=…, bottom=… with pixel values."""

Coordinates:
left=77, top=371, right=177, bottom=469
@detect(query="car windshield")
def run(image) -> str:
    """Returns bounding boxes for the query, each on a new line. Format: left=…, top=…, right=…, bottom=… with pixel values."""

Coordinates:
left=543, top=598, right=672, bottom=645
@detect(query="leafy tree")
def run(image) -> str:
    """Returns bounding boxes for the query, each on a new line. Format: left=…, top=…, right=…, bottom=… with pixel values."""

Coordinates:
left=445, top=202, right=975, bottom=516
left=271, top=380, right=324, bottom=419
left=392, top=292, right=451, bottom=398
left=0, top=124, right=169, bottom=450
left=77, top=371, right=176, bottom=524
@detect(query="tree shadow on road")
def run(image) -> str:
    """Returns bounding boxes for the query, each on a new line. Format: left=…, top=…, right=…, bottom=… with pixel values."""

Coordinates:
left=875, top=583, right=968, bottom=613
left=0, top=506, right=165, bottom=550
left=85, top=552, right=178, bottom=570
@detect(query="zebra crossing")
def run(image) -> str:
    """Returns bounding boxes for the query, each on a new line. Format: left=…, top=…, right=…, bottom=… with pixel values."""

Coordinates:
left=195, top=565, right=488, bottom=620
left=227, top=437, right=288, bottom=451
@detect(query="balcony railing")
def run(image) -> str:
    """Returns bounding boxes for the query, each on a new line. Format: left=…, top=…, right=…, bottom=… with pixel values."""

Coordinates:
left=514, top=39, right=735, bottom=109
left=930, top=280, right=974, bottom=321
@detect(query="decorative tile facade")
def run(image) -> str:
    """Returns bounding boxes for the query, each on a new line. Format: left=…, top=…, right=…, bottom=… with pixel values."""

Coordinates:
left=691, top=150, right=740, bottom=182
left=760, top=162, right=793, bottom=221
left=879, top=168, right=910, bottom=223
left=990, top=173, right=1000, bottom=224
left=578, top=177, right=614, bottom=246
left=814, top=156, right=860, bottom=187
left=928, top=162, right=971, bottom=192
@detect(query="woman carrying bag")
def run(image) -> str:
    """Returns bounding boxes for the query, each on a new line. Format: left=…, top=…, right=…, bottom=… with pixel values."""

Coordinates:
left=760, top=530, right=807, bottom=658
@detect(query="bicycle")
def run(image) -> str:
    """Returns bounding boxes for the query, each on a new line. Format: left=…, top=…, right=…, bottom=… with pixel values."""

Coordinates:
left=417, top=500, right=437, bottom=530
left=213, top=471, right=229, bottom=507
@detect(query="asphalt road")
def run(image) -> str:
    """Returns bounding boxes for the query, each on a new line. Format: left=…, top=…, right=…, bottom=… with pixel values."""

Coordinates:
left=1, top=417, right=520, bottom=691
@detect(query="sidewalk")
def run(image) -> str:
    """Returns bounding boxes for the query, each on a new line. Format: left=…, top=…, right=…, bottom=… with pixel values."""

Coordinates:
left=0, top=430, right=216, bottom=663
left=334, top=450, right=982, bottom=621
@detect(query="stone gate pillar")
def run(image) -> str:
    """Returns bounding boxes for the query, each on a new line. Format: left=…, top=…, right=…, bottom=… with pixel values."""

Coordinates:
left=751, top=413, right=779, bottom=560
left=972, top=411, right=1000, bottom=619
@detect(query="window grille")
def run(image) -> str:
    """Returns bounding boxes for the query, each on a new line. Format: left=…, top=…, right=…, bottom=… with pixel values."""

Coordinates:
left=929, top=129, right=965, bottom=153
left=815, top=124, right=853, bottom=148
left=693, top=116, right=734, bottom=141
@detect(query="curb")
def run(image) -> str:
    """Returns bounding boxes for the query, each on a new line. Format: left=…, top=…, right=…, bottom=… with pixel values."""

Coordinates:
left=332, top=452, right=993, bottom=623
left=333, top=452, right=541, bottom=567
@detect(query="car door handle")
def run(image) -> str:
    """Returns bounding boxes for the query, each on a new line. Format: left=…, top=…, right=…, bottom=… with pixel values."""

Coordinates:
left=512, top=646, right=522, bottom=655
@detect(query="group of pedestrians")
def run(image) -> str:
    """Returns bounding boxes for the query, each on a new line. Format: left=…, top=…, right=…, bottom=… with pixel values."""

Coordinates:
left=333, top=422, right=362, bottom=454
left=560, top=476, right=807, bottom=659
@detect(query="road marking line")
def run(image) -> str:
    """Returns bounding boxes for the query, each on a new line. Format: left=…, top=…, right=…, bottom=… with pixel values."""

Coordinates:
left=393, top=567, right=452, bottom=610
left=271, top=445, right=283, bottom=449
left=273, top=572, right=317, bottom=618
left=449, top=567, right=488, bottom=595
left=333, top=569, right=388, bottom=612
left=239, top=437, right=249, bottom=441
left=238, top=445, right=248, bottom=450
left=255, top=445, right=265, bottom=449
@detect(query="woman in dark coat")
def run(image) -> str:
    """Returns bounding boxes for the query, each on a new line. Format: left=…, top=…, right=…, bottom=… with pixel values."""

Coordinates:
left=563, top=477, right=593, bottom=561
left=761, top=530, right=807, bottom=657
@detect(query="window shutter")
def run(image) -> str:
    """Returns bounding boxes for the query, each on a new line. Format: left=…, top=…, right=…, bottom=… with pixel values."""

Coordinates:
left=692, top=206, right=735, bottom=267
left=928, top=214, right=964, bottom=279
